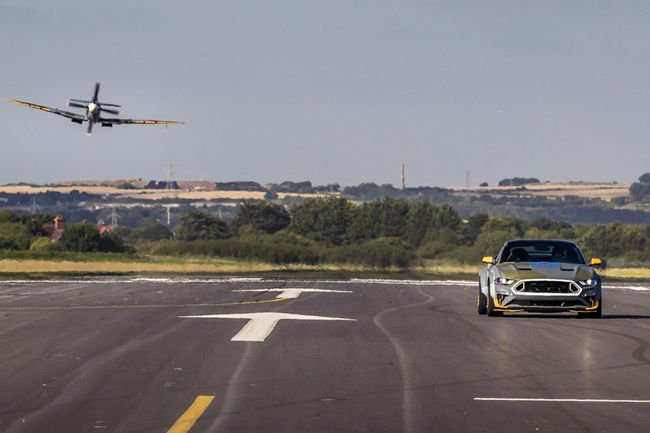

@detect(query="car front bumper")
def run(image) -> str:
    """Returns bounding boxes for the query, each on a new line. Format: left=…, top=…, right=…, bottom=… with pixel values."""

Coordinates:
left=493, top=294, right=600, bottom=313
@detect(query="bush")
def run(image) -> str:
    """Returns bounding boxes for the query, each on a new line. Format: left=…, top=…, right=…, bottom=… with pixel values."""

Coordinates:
left=325, top=238, right=415, bottom=269
left=0, top=222, right=33, bottom=250
left=498, top=177, right=540, bottom=186
left=175, top=210, right=230, bottom=241
left=59, top=223, right=124, bottom=252
left=114, top=221, right=171, bottom=243
left=232, top=202, right=290, bottom=234
left=290, top=197, right=355, bottom=245
left=0, top=210, right=19, bottom=223
left=150, top=238, right=319, bottom=265
left=29, top=237, right=62, bottom=251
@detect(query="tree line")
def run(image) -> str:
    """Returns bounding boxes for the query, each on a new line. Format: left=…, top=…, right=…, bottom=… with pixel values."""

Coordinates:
left=1, top=198, right=649, bottom=269
left=138, top=198, right=650, bottom=267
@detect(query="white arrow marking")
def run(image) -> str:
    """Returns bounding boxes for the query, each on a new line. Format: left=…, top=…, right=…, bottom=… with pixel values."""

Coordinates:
left=178, top=312, right=356, bottom=342
left=234, top=288, right=352, bottom=299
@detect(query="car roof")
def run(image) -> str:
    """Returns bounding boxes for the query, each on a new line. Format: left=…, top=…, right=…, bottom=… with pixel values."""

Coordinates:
left=503, top=239, right=578, bottom=246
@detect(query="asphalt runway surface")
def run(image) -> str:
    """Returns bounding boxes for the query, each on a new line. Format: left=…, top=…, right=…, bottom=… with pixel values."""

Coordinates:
left=1, top=277, right=649, bottom=433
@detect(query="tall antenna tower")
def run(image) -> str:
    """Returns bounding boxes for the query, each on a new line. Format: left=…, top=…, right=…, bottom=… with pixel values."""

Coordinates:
left=166, top=162, right=178, bottom=194
left=110, top=208, right=119, bottom=228
left=31, top=197, right=38, bottom=214
left=400, top=163, right=405, bottom=190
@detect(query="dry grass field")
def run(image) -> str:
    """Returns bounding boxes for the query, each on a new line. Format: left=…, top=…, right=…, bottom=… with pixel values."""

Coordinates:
left=0, top=257, right=369, bottom=275
left=2, top=180, right=630, bottom=201
left=0, top=184, right=328, bottom=201
left=0, top=258, right=277, bottom=274
left=451, top=182, right=630, bottom=200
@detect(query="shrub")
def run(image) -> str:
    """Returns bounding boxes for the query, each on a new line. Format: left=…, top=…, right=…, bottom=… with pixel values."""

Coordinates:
left=60, top=223, right=125, bottom=252
left=0, top=222, right=33, bottom=250
left=175, top=210, right=230, bottom=241
left=232, top=202, right=290, bottom=234
left=29, top=237, right=61, bottom=251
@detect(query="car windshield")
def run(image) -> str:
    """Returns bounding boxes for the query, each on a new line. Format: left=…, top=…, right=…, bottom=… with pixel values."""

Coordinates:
left=499, top=241, right=586, bottom=264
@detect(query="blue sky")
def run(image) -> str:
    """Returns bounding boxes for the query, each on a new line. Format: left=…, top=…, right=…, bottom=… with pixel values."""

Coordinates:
left=1, top=1, right=649, bottom=187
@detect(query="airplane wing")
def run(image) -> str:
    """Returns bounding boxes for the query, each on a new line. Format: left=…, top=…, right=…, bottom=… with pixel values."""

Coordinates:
left=98, top=118, right=184, bottom=125
left=5, top=98, right=86, bottom=122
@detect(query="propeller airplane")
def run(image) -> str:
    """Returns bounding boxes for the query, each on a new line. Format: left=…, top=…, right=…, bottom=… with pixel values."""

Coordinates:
left=5, top=82, right=183, bottom=136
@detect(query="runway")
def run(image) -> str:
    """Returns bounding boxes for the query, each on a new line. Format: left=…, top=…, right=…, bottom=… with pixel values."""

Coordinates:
left=1, top=277, right=649, bottom=432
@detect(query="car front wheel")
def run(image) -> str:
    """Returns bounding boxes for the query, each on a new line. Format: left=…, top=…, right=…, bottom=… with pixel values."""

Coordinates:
left=478, top=279, right=487, bottom=315
left=486, top=285, right=503, bottom=317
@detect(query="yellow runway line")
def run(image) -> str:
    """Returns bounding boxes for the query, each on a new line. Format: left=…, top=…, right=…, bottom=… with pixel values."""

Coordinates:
left=167, top=395, right=215, bottom=433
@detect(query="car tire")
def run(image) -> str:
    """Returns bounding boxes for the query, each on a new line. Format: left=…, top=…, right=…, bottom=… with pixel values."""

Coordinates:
left=478, top=279, right=487, bottom=315
left=486, top=286, right=503, bottom=317
left=578, top=298, right=602, bottom=319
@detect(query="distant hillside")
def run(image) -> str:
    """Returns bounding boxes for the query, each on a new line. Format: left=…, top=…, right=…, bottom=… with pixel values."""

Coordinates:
left=1, top=179, right=649, bottom=227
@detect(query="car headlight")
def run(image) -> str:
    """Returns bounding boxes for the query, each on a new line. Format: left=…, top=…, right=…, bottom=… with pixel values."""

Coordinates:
left=494, top=277, right=515, bottom=285
left=578, top=279, right=596, bottom=287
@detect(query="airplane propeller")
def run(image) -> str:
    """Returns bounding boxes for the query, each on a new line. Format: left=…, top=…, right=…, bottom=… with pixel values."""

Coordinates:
left=101, top=107, right=120, bottom=115
left=87, top=121, right=93, bottom=136
left=67, top=101, right=87, bottom=109
left=92, top=82, right=100, bottom=103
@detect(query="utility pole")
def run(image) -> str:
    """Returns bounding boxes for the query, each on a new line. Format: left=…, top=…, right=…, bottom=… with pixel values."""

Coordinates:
left=401, top=163, right=405, bottom=190
left=165, top=162, right=177, bottom=227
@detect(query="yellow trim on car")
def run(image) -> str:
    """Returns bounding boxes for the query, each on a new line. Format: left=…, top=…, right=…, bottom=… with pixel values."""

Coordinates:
left=492, top=297, right=524, bottom=312
left=570, top=300, right=599, bottom=313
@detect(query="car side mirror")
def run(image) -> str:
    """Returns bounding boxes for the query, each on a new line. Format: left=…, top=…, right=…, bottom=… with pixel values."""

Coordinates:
left=482, top=256, right=494, bottom=264
left=590, top=258, right=602, bottom=267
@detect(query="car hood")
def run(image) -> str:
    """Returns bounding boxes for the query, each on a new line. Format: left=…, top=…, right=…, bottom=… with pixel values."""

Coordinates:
left=497, top=262, right=593, bottom=281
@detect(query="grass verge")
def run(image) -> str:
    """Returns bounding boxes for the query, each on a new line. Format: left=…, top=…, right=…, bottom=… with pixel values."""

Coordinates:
left=0, top=257, right=648, bottom=282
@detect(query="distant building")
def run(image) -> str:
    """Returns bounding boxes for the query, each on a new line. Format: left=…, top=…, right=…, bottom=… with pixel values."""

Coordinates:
left=41, top=215, right=115, bottom=241
left=144, top=180, right=180, bottom=190
left=177, top=181, right=217, bottom=191
left=96, top=224, right=114, bottom=236
left=42, top=215, right=66, bottom=241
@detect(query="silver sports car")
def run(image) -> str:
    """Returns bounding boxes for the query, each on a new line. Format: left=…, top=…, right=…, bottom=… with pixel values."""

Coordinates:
left=478, top=239, right=602, bottom=318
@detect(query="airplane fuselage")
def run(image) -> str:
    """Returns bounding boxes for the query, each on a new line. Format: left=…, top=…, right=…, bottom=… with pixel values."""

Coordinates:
left=86, top=103, right=100, bottom=122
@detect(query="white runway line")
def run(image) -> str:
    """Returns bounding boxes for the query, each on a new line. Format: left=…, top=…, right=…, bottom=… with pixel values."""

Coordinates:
left=2, top=278, right=648, bottom=291
left=475, top=397, right=650, bottom=403
left=604, top=284, right=650, bottom=291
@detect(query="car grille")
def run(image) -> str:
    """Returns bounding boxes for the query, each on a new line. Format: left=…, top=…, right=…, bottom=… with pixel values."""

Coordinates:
left=513, top=280, right=581, bottom=294
left=514, top=299, right=586, bottom=307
